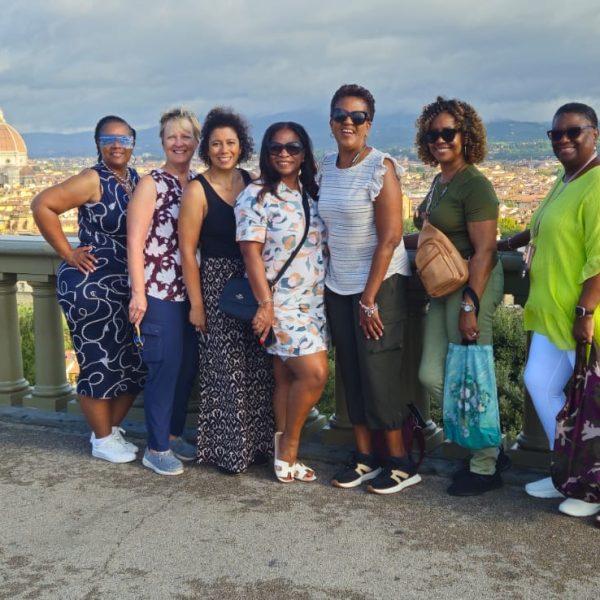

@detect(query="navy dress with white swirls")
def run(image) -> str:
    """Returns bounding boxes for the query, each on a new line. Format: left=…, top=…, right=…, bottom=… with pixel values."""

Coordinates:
left=57, top=163, right=145, bottom=399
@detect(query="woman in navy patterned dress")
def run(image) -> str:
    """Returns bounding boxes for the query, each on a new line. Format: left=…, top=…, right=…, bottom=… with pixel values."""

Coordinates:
left=32, top=115, right=144, bottom=464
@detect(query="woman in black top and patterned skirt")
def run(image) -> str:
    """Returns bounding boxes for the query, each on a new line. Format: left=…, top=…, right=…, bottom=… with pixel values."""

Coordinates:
left=180, top=107, right=275, bottom=473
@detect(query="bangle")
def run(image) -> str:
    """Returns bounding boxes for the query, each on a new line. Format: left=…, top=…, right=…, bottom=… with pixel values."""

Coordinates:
left=359, top=300, right=378, bottom=318
left=258, top=298, right=273, bottom=307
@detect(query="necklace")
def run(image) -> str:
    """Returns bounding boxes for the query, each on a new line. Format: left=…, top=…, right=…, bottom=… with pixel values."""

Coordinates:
left=533, top=150, right=598, bottom=237
left=102, top=161, right=133, bottom=196
left=337, top=145, right=368, bottom=168
left=350, top=145, right=367, bottom=166
left=205, top=169, right=237, bottom=193
left=523, top=150, right=599, bottom=277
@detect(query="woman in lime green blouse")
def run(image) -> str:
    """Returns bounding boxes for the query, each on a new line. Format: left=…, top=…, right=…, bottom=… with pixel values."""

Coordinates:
left=500, top=102, right=600, bottom=519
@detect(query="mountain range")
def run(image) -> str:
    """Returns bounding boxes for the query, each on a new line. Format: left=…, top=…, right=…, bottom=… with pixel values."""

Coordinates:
left=22, top=111, right=551, bottom=159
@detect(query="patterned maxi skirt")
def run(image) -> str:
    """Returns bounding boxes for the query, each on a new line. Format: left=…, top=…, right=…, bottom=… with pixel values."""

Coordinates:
left=196, top=257, right=275, bottom=473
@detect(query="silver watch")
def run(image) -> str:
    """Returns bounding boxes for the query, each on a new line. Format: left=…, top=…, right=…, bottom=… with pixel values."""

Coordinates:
left=460, top=302, right=476, bottom=313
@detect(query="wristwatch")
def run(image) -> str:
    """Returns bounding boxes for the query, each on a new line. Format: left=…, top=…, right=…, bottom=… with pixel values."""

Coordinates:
left=575, top=305, right=594, bottom=318
left=460, top=302, right=476, bottom=313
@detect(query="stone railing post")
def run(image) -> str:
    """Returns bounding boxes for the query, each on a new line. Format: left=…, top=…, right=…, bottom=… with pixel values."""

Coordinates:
left=0, top=273, right=30, bottom=405
left=24, top=277, right=75, bottom=410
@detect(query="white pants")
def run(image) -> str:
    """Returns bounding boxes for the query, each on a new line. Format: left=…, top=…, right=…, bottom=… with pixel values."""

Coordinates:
left=523, top=333, right=575, bottom=450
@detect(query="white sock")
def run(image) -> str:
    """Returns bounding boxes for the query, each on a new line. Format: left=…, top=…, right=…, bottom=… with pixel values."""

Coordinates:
left=93, top=433, right=112, bottom=447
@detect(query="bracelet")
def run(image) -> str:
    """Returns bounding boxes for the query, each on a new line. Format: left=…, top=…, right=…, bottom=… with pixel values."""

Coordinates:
left=463, top=286, right=480, bottom=316
left=359, top=300, right=378, bottom=318
left=258, top=298, right=273, bottom=307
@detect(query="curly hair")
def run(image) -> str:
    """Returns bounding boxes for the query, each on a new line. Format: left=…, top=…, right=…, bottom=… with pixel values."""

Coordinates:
left=198, top=107, right=254, bottom=166
left=94, top=115, right=136, bottom=162
left=330, top=84, right=375, bottom=120
left=415, top=96, right=487, bottom=165
left=257, top=122, right=319, bottom=202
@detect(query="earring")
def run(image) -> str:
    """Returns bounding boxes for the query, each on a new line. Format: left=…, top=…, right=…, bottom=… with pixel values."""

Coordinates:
left=330, top=132, right=334, bottom=138
left=130, top=153, right=137, bottom=166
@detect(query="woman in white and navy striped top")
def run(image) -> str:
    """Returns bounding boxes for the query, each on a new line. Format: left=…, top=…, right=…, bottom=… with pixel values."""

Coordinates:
left=318, top=83, right=419, bottom=496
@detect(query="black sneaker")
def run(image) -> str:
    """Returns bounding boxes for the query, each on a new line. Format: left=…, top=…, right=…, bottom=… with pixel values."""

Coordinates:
left=447, top=470, right=503, bottom=496
left=331, top=452, right=381, bottom=489
left=454, top=447, right=511, bottom=481
left=366, top=456, right=422, bottom=495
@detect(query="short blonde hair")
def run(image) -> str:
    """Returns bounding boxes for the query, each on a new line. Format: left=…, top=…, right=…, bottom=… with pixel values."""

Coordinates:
left=159, top=107, right=201, bottom=142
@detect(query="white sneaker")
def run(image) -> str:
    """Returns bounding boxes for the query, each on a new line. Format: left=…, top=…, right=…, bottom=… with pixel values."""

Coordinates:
left=558, top=497, right=600, bottom=517
left=111, top=427, right=139, bottom=453
left=525, top=476, right=564, bottom=499
left=90, top=428, right=139, bottom=454
left=91, top=435, right=137, bottom=463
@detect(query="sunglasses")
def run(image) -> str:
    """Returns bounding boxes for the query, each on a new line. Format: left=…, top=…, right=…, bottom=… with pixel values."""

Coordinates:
left=98, top=135, right=135, bottom=149
left=546, top=125, right=595, bottom=142
left=330, top=108, right=370, bottom=126
left=268, top=141, right=304, bottom=156
left=133, top=324, right=144, bottom=349
left=425, top=128, right=462, bottom=144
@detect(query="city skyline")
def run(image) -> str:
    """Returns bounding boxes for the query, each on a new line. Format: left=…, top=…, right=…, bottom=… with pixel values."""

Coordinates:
left=1, top=0, right=600, bottom=133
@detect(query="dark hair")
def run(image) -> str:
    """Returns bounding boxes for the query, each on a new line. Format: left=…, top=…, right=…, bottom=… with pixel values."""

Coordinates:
left=553, top=102, right=598, bottom=127
left=258, top=122, right=319, bottom=202
left=330, top=84, right=375, bottom=120
left=94, top=115, right=136, bottom=162
left=199, top=107, right=254, bottom=165
left=415, top=96, right=487, bottom=165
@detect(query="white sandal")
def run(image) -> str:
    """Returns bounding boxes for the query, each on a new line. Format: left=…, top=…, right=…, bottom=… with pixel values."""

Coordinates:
left=293, top=462, right=317, bottom=482
left=274, top=432, right=294, bottom=483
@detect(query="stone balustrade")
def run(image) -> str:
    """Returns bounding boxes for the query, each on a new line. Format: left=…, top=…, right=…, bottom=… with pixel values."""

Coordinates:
left=0, top=235, right=549, bottom=468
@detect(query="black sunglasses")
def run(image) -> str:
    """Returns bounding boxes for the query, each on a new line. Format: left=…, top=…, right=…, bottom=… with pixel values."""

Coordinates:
left=268, top=141, right=304, bottom=156
left=546, top=125, right=595, bottom=142
left=425, top=128, right=462, bottom=144
left=330, top=108, right=370, bottom=126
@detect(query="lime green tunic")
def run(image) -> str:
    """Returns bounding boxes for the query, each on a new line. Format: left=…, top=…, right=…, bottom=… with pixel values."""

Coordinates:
left=523, top=166, right=600, bottom=349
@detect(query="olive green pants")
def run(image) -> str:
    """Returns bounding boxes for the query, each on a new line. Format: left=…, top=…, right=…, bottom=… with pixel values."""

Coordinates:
left=418, top=261, right=504, bottom=475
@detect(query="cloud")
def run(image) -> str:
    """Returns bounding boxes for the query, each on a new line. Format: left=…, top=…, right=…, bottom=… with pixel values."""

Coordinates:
left=1, top=0, right=600, bottom=131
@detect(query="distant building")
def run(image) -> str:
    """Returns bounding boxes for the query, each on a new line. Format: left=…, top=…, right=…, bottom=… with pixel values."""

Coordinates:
left=0, top=108, right=32, bottom=187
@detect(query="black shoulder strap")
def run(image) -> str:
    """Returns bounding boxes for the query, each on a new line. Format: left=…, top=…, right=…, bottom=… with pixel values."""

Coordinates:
left=195, top=172, right=212, bottom=198
left=270, top=189, right=310, bottom=289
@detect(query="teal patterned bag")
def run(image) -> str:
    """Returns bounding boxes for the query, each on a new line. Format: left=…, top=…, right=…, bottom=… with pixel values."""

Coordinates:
left=443, top=342, right=501, bottom=449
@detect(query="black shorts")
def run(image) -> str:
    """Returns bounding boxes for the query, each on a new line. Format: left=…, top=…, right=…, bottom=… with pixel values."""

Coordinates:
left=325, top=274, right=408, bottom=430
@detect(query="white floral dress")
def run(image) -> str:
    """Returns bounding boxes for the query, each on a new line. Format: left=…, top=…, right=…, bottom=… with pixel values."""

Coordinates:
left=235, top=181, right=328, bottom=357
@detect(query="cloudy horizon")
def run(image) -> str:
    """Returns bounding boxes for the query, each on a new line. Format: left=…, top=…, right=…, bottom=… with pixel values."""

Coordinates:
left=1, top=0, right=599, bottom=133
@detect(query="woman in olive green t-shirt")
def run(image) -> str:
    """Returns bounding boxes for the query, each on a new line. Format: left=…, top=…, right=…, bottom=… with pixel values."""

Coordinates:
left=406, top=96, right=504, bottom=497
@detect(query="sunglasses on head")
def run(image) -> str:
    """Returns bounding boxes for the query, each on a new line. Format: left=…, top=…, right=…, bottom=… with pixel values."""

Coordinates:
left=268, top=141, right=304, bottom=156
left=98, top=135, right=135, bottom=149
left=330, top=108, right=370, bottom=126
left=546, top=125, right=595, bottom=142
left=425, top=128, right=461, bottom=144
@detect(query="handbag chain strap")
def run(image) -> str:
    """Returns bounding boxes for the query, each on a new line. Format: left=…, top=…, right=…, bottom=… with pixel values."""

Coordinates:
left=269, top=188, right=311, bottom=290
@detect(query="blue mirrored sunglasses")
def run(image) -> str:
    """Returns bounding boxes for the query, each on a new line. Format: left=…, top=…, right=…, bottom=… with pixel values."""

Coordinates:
left=98, top=135, right=135, bottom=149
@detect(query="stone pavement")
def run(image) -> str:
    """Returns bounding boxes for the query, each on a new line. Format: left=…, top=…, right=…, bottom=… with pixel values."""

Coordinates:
left=0, top=410, right=598, bottom=600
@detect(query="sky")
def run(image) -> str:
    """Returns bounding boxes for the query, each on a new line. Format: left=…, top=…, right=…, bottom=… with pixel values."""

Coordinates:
left=1, top=0, right=600, bottom=133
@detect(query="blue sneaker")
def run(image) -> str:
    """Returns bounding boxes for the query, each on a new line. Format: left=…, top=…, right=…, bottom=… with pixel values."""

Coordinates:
left=142, top=448, right=184, bottom=476
left=169, top=437, right=197, bottom=462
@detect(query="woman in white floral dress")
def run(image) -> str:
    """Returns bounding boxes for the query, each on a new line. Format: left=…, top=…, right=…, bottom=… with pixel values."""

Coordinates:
left=235, top=122, right=328, bottom=483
